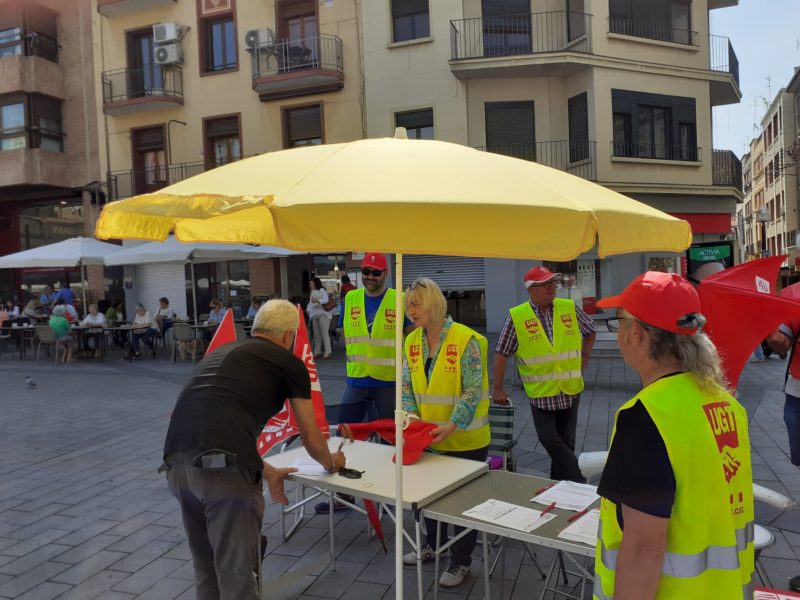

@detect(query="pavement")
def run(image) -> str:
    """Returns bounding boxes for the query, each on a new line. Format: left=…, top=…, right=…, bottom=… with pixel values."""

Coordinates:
left=0, top=335, right=799, bottom=599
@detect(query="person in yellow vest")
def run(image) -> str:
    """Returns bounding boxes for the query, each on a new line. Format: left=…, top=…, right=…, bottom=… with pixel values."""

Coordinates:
left=399, top=277, right=491, bottom=588
left=593, top=272, right=754, bottom=600
left=492, top=266, right=596, bottom=481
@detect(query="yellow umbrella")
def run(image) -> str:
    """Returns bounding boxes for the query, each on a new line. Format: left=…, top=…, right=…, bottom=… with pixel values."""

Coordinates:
left=96, top=135, right=691, bottom=599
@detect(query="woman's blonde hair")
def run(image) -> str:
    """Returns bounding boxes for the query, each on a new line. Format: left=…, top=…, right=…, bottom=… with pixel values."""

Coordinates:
left=405, top=277, right=447, bottom=323
left=252, top=299, right=299, bottom=335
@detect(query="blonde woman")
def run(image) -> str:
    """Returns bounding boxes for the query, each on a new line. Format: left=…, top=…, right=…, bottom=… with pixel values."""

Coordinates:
left=400, top=277, right=490, bottom=588
left=593, top=272, right=753, bottom=600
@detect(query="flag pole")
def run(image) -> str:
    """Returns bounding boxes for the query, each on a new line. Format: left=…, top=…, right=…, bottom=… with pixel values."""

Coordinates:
left=394, top=252, right=404, bottom=600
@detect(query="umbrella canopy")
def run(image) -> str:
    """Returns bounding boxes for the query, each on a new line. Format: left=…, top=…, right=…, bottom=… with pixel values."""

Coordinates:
left=781, top=282, right=800, bottom=301
left=0, top=236, right=122, bottom=268
left=94, top=135, right=693, bottom=599
left=96, top=137, right=691, bottom=258
left=103, top=235, right=300, bottom=266
left=699, top=255, right=800, bottom=389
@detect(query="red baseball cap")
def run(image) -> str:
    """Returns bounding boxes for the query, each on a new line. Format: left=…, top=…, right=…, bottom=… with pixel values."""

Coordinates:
left=361, top=252, right=388, bottom=272
left=524, top=266, right=561, bottom=288
left=597, top=271, right=702, bottom=335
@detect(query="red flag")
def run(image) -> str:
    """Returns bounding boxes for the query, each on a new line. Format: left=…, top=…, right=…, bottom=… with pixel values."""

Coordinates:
left=364, top=500, right=387, bottom=553
left=257, top=305, right=329, bottom=456
left=204, top=309, right=236, bottom=356
left=699, top=256, right=800, bottom=389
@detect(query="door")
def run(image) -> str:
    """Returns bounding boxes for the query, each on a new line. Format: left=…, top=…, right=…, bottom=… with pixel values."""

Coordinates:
left=132, top=126, right=167, bottom=195
left=278, top=0, right=318, bottom=69
left=128, top=30, right=161, bottom=98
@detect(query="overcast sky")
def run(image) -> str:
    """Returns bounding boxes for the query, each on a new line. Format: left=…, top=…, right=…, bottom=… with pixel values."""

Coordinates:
left=710, top=0, right=800, bottom=157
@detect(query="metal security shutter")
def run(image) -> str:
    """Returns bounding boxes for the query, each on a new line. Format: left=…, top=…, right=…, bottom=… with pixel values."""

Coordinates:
left=134, top=263, right=187, bottom=318
left=402, top=255, right=485, bottom=291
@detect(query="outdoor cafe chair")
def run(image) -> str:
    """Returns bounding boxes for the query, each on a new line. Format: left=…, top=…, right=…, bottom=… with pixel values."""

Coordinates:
left=172, top=322, right=199, bottom=364
left=34, top=325, right=68, bottom=363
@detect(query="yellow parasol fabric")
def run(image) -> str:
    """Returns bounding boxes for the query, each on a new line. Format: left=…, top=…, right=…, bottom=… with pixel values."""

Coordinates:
left=96, top=137, right=691, bottom=259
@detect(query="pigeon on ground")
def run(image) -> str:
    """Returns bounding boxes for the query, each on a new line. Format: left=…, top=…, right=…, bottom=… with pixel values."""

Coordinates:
left=25, top=376, right=36, bottom=389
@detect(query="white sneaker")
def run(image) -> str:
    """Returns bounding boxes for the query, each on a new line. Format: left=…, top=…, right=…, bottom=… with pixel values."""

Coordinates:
left=402, top=544, right=434, bottom=565
left=439, top=564, right=469, bottom=587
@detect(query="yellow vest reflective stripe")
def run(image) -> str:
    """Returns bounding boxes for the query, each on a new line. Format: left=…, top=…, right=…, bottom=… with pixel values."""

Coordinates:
left=343, top=288, right=399, bottom=381
left=404, top=322, right=491, bottom=452
left=594, top=374, right=754, bottom=600
left=510, top=299, right=584, bottom=397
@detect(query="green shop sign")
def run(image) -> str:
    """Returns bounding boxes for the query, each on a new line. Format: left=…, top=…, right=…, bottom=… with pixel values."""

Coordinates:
left=688, top=245, right=731, bottom=262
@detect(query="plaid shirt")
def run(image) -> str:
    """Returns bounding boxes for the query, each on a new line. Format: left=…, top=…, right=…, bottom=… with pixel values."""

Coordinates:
left=495, top=300, right=597, bottom=411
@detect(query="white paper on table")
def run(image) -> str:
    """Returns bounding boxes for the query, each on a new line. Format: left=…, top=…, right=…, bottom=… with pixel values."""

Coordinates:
left=463, top=499, right=556, bottom=533
left=289, top=458, right=330, bottom=476
left=531, top=481, right=599, bottom=512
left=557, top=508, right=600, bottom=546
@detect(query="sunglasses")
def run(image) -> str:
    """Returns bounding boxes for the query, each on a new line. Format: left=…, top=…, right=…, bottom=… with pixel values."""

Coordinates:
left=409, top=280, right=427, bottom=290
left=338, top=467, right=364, bottom=480
left=361, top=269, right=384, bottom=277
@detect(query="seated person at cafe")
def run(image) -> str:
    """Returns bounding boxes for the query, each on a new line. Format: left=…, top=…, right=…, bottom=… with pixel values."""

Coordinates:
left=49, top=305, right=77, bottom=362
left=106, top=300, right=127, bottom=348
left=155, top=297, right=174, bottom=338
left=0, top=303, right=7, bottom=327
left=53, top=298, right=78, bottom=322
left=5, top=300, right=19, bottom=318
left=22, top=300, right=45, bottom=323
left=53, top=283, right=75, bottom=307
left=205, top=299, right=227, bottom=341
left=246, top=298, right=260, bottom=319
left=128, top=302, right=158, bottom=358
left=80, top=304, right=107, bottom=356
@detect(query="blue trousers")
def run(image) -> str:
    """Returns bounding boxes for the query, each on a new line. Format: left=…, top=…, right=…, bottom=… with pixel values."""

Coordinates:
left=785, top=394, right=800, bottom=465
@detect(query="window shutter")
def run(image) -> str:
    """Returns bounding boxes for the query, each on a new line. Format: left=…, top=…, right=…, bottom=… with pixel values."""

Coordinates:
left=205, top=117, right=239, bottom=138
left=568, top=93, right=588, bottom=141
left=485, top=101, right=535, bottom=148
left=402, top=255, right=485, bottom=291
left=395, top=109, right=433, bottom=129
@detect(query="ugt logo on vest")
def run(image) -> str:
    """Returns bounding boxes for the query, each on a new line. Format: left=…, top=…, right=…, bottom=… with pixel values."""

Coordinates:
left=350, top=305, right=361, bottom=320
left=384, top=308, right=396, bottom=326
left=560, top=314, right=574, bottom=331
left=524, top=318, right=540, bottom=337
left=444, top=344, right=459, bottom=372
left=409, top=344, right=421, bottom=364
left=703, top=401, right=742, bottom=483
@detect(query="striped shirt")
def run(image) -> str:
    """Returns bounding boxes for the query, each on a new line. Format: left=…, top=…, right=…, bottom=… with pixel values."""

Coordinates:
left=495, top=300, right=596, bottom=411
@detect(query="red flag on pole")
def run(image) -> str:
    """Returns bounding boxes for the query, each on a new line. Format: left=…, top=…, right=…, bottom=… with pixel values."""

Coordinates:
left=257, top=305, right=329, bottom=455
left=204, top=309, right=236, bottom=356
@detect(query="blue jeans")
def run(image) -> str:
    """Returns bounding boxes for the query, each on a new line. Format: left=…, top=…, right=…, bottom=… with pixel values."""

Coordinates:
left=325, top=385, right=395, bottom=424
left=785, top=394, right=800, bottom=466
left=133, top=329, right=156, bottom=354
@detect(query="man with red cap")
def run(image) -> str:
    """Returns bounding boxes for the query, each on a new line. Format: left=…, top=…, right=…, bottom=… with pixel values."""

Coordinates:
left=593, top=272, right=753, bottom=600
left=493, top=265, right=596, bottom=482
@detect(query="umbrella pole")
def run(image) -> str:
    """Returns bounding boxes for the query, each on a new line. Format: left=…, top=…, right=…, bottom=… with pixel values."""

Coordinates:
left=191, top=262, right=198, bottom=326
left=394, top=253, right=404, bottom=600
left=81, top=260, right=87, bottom=317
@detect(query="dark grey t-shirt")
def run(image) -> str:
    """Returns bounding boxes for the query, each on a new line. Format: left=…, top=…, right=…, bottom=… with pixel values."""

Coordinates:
left=163, top=336, right=311, bottom=474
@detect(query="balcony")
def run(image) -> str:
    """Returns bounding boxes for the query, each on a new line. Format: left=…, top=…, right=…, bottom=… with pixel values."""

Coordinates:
left=107, top=161, right=205, bottom=201
left=251, top=34, right=343, bottom=101
left=102, top=65, right=183, bottom=115
left=712, top=150, right=742, bottom=191
left=449, top=11, right=592, bottom=79
left=612, top=141, right=702, bottom=163
left=607, top=17, right=699, bottom=46
left=0, top=31, right=59, bottom=62
left=97, top=0, right=177, bottom=17
left=709, top=34, right=740, bottom=105
left=475, top=140, right=597, bottom=181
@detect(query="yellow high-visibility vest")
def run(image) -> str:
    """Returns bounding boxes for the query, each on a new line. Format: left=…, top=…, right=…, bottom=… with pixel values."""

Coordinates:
left=594, top=373, right=754, bottom=600
left=509, top=299, right=584, bottom=398
left=404, top=322, right=490, bottom=452
left=343, top=288, right=399, bottom=381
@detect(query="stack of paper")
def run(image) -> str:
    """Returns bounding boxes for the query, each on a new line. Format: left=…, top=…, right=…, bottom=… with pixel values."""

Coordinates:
left=463, top=499, right=556, bottom=533
left=531, top=481, right=599, bottom=512
left=290, top=458, right=330, bottom=476
left=557, top=508, right=600, bottom=546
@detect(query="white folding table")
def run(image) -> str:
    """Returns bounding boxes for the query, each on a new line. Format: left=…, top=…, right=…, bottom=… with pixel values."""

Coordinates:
left=266, top=439, right=488, bottom=599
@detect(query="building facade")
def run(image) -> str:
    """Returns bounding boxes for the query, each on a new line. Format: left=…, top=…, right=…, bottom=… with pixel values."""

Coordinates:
left=0, top=0, right=102, bottom=304
left=362, top=0, right=742, bottom=331
left=93, top=0, right=365, bottom=317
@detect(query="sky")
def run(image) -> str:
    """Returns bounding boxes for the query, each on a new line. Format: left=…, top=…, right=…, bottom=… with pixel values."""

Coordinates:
left=710, top=0, right=800, bottom=157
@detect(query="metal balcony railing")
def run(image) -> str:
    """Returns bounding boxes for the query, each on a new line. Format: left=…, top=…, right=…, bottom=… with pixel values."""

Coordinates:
left=612, top=141, right=702, bottom=162
left=0, top=31, right=59, bottom=62
left=475, top=140, right=597, bottom=180
left=712, top=149, right=743, bottom=191
left=107, top=161, right=206, bottom=201
left=102, top=65, right=183, bottom=104
left=251, top=33, right=343, bottom=79
left=450, top=11, right=592, bottom=60
left=607, top=17, right=698, bottom=46
left=709, top=34, right=740, bottom=88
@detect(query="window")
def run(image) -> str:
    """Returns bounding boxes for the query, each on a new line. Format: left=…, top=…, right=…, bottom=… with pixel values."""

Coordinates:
left=567, top=0, right=587, bottom=41
left=204, top=17, right=236, bottom=72
left=568, top=93, right=589, bottom=162
left=485, top=101, right=535, bottom=161
left=0, top=93, right=63, bottom=152
left=392, top=0, right=430, bottom=43
left=0, top=3, right=58, bottom=62
left=204, top=115, right=241, bottom=168
left=132, top=126, right=166, bottom=195
left=284, top=104, right=323, bottom=148
left=481, top=0, right=530, bottom=56
left=609, top=0, right=693, bottom=45
left=612, top=89, right=696, bottom=161
left=395, top=108, right=433, bottom=140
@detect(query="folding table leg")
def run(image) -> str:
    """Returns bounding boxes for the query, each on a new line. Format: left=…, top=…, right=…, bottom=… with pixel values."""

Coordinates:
left=329, top=490, right=336, bottom=571
left=415, top=511, right=424, bottom=600
left=482, top=531, right=490, bottom=600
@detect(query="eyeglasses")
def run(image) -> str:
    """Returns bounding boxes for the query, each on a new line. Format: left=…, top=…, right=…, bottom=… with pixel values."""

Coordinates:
left=361, top=269, right=384, bottom=277
left=338, top=467, right=364, bottom=479
left=409, top=280, right=427, bottom=290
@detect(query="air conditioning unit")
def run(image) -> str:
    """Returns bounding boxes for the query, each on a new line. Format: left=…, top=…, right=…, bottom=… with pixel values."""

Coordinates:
left=245, top=28, right=275, bottom=52
left=153, top=22, right=181, bottom=45
left=155, top=43, right=182, bottom=65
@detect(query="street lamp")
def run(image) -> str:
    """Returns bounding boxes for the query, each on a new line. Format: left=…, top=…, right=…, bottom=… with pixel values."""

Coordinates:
left=756, top=206, right=770, bottom=257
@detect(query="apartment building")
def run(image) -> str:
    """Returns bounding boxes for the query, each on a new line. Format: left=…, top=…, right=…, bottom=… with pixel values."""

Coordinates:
left=93, top=0, right=364, bottom=318
left=790, top=68, right=800, bottom=279
left=363, top=0, right=742, bottom=330
left=0, top=0, right=101, bottom=303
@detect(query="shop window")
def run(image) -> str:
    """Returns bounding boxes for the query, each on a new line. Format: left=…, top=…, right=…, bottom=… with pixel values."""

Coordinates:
left=543, top=259, right=601, bottom=314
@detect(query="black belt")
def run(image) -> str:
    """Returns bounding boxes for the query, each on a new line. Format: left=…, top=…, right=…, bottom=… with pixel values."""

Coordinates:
left=159, top=448, right=238, bottom=473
